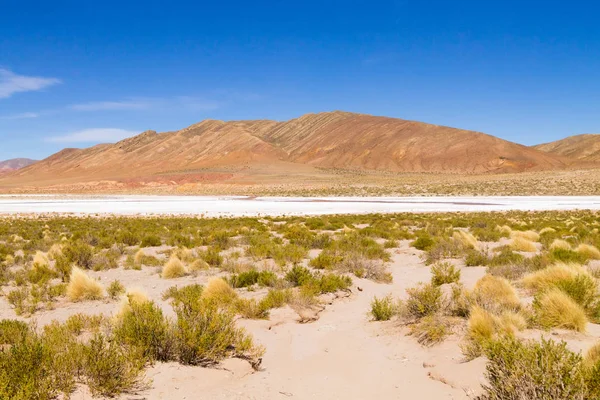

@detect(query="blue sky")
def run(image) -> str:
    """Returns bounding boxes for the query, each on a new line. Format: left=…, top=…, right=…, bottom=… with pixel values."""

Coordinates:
left=1, top=0, right=599, bottom=160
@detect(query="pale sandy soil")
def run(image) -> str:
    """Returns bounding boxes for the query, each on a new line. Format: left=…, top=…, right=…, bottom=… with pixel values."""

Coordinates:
left=3, top=240, right=600, bottom=399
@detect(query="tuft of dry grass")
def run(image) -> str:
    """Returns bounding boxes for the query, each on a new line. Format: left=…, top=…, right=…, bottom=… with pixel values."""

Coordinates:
left=498, top=310, right=528, bottom=335
left=510, top=237, right=537, bottom=252
left=497, top=225, right=513, bottom=236
left=188, top=258, right=210, bottom=272
left=577, top=244, right=600, bottom=260
left=133, top=249, right=145, bottom=266
left=550, top=239, right=571, bottom=251
left=33, top=251, right=50, bottom=268
left=521, top=262, right=584, bottom=292
left=452, top=230, right=479, bottom=250
left=66, top=267, right=105, bottom=302
left=510, top=230, right=540, bottom=242
left=47, top=244, right=63, bottom=260
left=534, top=288, right=588, bottom=332
left=161, top=256, right=186, bottom=279
left=473, top=275, right=521, bottom=311
left=539, top=227, right=556, bottom=235
left=585, top=342, right=600, bottom=367
left=202, top=278, right=238, bottom=304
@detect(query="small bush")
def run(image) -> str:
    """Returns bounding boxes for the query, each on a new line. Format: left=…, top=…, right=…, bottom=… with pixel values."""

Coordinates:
left=141, top=235, right=162, bottom=247
left=550, top=248, right=587, bottom=264
left=410, top=314, right=449, bottom=346
left=174, top=298, right=264, bottom=367
left=114, top=300, right=175, bottom=361
left=406, top=283, right=444, bottom=318
left=465, top=250, right=490, bottom=266
left=163, top=284, right=204, bottom=306
left=202, top=278, right=237, bottom=304
left=82, top=333, right=146, bottom=397
left=411, top=234, right=435, bottom=251
left=63, top=241, right=94, bottom=269
left=108, top=280, right=126, bottom=300
left=533, top=288, right=588, bottom=332
left=479, top=338, right=587, bottom=400
left=430, top=262, right=461, bottom=286
left=285, top=265, right=314, bottom=286
left=66, top=267, right=105, bottom=302
left=370, top=295, right=396, bottom=321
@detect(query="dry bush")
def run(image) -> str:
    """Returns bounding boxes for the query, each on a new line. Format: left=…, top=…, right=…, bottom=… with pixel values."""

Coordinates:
left=497, top=225, right=513, bottom=236
left=66, top=267, right=105, bottom=301
left=473, top=275, right=521, bottom=312
left=585, top=342, right=600, bottom=367
left=533, top=288, right=588, bottom=332
left=340, top=254, right=392, bottom=283
left=161, top=256, right=187, bottom=279
left=550, top=239, right=571, bottom=251
left=510, top=230, right=540, bottom=242
left=510, top=237, right=537, bottom=252
left=452, top=230, right=479, bottom=250
left=430, top=262, right=461, bottom=286
left=370, top=295, right=398, bottom=321
left=577, top=243, right=600, bottom=260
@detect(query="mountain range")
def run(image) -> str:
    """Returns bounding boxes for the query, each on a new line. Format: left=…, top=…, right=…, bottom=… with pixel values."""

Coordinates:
left=0, top=112, right=598, bottom=190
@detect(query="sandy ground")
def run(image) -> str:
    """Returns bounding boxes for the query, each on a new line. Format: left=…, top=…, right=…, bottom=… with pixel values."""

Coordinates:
left=1, top=195, right=600, bottom=216
left=3, top=239, right=600, bottom=400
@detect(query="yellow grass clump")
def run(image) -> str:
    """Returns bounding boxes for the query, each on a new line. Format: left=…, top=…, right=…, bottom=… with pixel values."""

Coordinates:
left=534, top=288, right=587, bottom=332
left=585, top=342, right=600, bottom=367
left=66, top=267, right=105, bottom=302
left=550, top=239, right=571, bottom=251
left=452, top=230, right=479, bottom=249
left=202, top=278, right=237, bottom=304
left=33, top=251, right=50, bottom=268
left=47, top=244, right=63, bottom=260
left=161, top=256, right=187, bottom=279
left=133, top=249, right=146, bottom=266
left=577, top=244, right=600, bottom=260
left=114, top=287, right=150, bottom=320
left=174, top=248, right=195, bottom=263
left=510, top=230, right=540, bottom=242
left=497, top=225, right=512, bottom=235
left=473, top=275, right=521, bottom=311
left=498, top=310, right=528, bottom=334
left=510, top=237, right=538, bottom=252
left=468, top=306, right=498, bottom=343
left=521, top=262, right=584, bottom=292
left=188, top=258, right=210, bottom=272
left=539, top=227, right=556, bottom=235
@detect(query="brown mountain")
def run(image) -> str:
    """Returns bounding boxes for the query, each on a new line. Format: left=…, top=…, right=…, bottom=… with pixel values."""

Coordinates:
left=0, top=158, right=37, bottom=173
left=534, top=134, right=600, bottom=161
left=0, top=112, right=574, bottom=188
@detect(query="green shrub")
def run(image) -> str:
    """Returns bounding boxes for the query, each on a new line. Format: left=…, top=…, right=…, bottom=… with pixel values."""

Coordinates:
left=162, top=284, right=204, bottom=306
left=410, top=314, right=449, bottom=346
left=370, top=295, right=396, bottom=321
left=479, top=338, right=586, bottom=400
left=411, top=234, right=435, bottom=251
left=258, top=289, right=293, bottom=311
left=63, top=240, right=94, bottom=269
left=309, top=251, right=343, bottom=269
left=0, top=319, right=31, bottom=345
left=465, top=250, right=490, bottom=266
left=229, top=270, right=260, bottom=288
left=430, top=262, right=461, bottom=286
left=141, top=235, right=162, bottom=247
left=285, top=265, right=314, bottom=286
left=108, top=280, right=126, bottom=300
left=201, top=246, right=223, bottom=267
left=174, top=298, right=263, bottom=367
left=82, top=334, right=145, bottom=397
left=550, top=248, right=587, bottom=264
left=406, top=283, right=444, bottom=318
left=114, top=300, right=174, bottom=362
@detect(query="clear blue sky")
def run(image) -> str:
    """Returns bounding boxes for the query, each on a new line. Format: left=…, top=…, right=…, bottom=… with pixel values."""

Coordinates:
left=1, top=0, right=599, bottom=160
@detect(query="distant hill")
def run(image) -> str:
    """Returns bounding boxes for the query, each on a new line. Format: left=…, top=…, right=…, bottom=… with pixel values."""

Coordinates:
left=0, top=158, right=37, bottom=173
left=0, top=111, right=576, bottom=188
left=534, top=134, right=600, bottom=161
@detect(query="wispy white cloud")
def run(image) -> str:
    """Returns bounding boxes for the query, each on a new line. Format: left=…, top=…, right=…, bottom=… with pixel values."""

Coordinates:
left=0, top=69, right=61, bottom=99
left=0, top=112, right=40, bottom=120
left=69, top=99, right=154, bottom=111
left=176, top=96, right=222, bottom=111
left=46, top=128, right=140, bottom=143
